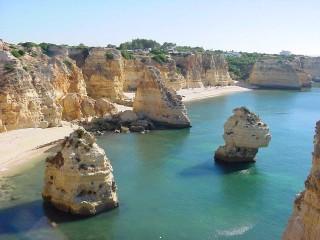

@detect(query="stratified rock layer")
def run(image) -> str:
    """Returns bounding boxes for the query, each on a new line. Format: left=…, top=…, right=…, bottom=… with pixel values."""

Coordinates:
left=283, top=121, right=320, bottom=240
left=133, top=66, right=191, bottom=128
left=82, top=48, right=125, bottom=101
left=249, top=57, right=312, bottom=89
left=214, top=107, right=271, bottom=162
left=42, top=128, right=118, bottom=215
left=301, top=57, right=320, bottom=82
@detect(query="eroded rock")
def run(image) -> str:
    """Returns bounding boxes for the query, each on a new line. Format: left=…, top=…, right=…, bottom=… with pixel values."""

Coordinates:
left=214, top=107, right=271, bottom=163
left=133, top=66, right=191, bottom=128
left=283, top=121, right=320, bottom=240
left=42, top=128, right=119, bottom=215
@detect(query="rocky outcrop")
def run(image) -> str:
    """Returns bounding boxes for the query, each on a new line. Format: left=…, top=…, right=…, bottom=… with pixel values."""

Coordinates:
left=249, top=57, right=312, bottom=89
left=214, top=107, right=271, bottom=163
left=0, top=42, right=71, bottom=131
left=82, top=48, right=125, bottom=101
left=61, top=93, right=118, bottom=121
left=42, top=128, right=118, bottom=215
left=172, top=52, right=233, bottom=88
left=0, top=40, right=232, bottom=133
left=283, top=121, right=320, bottom=240
left=133, top=66, right=191, bottom=128
left=301, top=57, right=320, bottom=82
left=122, top=52, right=233, bottom=91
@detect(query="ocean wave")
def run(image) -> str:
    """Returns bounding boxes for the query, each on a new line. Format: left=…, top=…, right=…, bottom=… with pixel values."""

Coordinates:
left=215, top=223, right=254, bottom=237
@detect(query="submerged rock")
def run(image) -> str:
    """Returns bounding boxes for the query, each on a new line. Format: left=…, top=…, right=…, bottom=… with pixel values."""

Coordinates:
left=283, top=121, right=320, bottom=240
left=133, top=66, right=191, bottom=128
left=42, top=128, right=118, bottom=215
left=214, top=107, right=271, bottom=163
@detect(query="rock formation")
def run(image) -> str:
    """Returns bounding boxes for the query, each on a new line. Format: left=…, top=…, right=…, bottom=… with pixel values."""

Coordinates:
left=172, top=52, right=233, bottom=89
left=133, top=66, right=191, bottom=128
left=300, top=57, right=320, bottom=82
left=249, top=57, right=312, bottom=89
left=82, top=48, right=125, bottom=101
left=61, top=94, right=118, bottom=121
left=42, top=128, right=118, bottom=215
left=0, top=41, right=118, bottom=132
left=283, top=121, right=320, bottom=240
left=214, top=107, right=271, bottom=163
left=0, top=40, right=232, bottom=133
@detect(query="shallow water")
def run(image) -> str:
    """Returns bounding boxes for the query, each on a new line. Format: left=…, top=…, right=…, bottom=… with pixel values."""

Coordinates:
left=0, top=88, right=319, bottom=240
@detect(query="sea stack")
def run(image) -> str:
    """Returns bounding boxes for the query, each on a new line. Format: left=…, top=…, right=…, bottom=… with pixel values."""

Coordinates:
left=42, top=128, right=118, bottom=215
left=133, top=66, right=191, bottom=128
left=283, top=121, right=320, bottom=240
left=214, top=107, right=271, bottom=163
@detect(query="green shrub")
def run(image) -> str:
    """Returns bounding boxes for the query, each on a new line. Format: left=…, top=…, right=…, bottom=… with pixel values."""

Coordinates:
left=23, top=66, right=28, bottom=71
left=226, top=52, right=263, bottom=80
left=150, top=49, right=168, bottom=64
left=31, top=51, right=38, bottom=57
left=63, top=60, right=73, bottom=68
left=4, top=63, right=15, bottom=72
left=176, top=46, right=204, bottom=53
left=152, top=54, right=167, bottom=64
left=19, top=42, right=38, bottom=49
left=175, top=66, right=182, bottom=75
left=121, top=50, right=134, bottom=60
left=39, top=42, right=56, bottom=56
left=119, top=39, right=161, bottom=50
left=105, top=52, right=114, bottom=60
left=11, top=49, right=25, bottom=58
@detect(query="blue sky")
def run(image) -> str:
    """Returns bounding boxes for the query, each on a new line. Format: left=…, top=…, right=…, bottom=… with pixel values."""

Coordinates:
left=0, top=0, right=319, bottom=55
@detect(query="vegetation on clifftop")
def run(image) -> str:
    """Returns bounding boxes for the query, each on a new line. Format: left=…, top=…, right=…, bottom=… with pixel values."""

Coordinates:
left=226, top=53, right=263, bottom=80
left=119, top=39, right=161, bottom=50
left=121, top=50, right=135, bottom=60
left=11, top=49, right=25, bottom=58
left=150, top=49, right=168, bottom=64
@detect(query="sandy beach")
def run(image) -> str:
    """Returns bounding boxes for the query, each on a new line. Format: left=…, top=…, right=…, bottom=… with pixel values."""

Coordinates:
left=0, top=123, right=77, bottom=176
left=0, top=86, right=251, bottom=175
left=178, top=85, right=251, bottom=102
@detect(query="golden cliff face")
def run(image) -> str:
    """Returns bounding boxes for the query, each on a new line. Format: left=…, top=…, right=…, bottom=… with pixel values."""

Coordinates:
left=122, top=52, right=233, bottom=92
left=202, top=53, right=233, bottom=86
left=301, top=57, right=320, bottom=82
left=249, top=57, right=312, bottom=89
left=0, top=41, right=232, bottom=132
left=0, top=42, right=117, bottom=132
left=283, top=121, right=320, bottom=240
left=82, top=48, right=125, bottom=101
left=172, top=52, right=233, bottom=89
left=133, top=66, right=191, bottom=128
left=0, top=43, right=65, bottom=131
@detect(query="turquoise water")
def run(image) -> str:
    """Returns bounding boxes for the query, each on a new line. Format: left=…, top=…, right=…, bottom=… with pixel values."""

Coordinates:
left=0, top=88, right=320, bottom=240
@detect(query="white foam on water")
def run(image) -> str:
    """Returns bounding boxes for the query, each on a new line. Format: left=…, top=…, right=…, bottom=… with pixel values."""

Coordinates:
left=215, top=223, right=254, bottom=237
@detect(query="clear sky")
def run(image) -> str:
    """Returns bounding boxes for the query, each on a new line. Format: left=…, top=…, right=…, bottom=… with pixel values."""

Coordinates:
left=1, top=0, right=319, bottom=55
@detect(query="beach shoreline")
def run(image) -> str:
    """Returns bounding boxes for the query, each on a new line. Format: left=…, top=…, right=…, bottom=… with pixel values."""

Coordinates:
left=0, top=123, right=77, bottom=176
left=178, top=85, right=251, bottom=102
left=0, top=85, right=251, bottom=175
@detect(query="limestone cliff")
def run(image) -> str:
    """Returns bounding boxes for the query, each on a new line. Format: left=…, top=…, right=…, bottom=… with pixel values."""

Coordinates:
left=214, top=107, right=271, bottom=163
left=172, top=52, right=233, bottom=89
left=301, top=57, right=320, bottom=82
left=133, top=66, right=191, bottom=128
left=122, top=52, right=233, bottom=91
left=82, top=48, right=125, bottom=101
left=0, top=40, right=232, bottom=132
left=283, top=121, right=320, bottom=239
left=0, top=41, right=75, bottom=131
left=42, top=128, right=118, bottom=215
left=249, top=57, right=312, bottom=89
